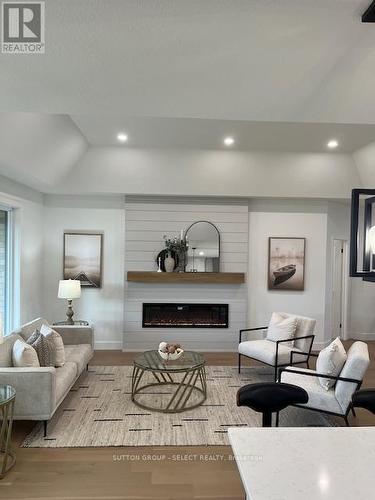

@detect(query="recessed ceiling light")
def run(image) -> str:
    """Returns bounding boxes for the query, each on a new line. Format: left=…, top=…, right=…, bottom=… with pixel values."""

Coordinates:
left=199, top=251, right=205, bottom=256
left=117, top=132, right=128, bottom=142
left=327, top=139, right=338, bottom=149
left=224, top=136, right=235, bottom=146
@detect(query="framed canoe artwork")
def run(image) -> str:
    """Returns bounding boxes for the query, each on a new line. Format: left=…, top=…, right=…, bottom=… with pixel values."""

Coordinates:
left=268, top=237, right=305, bottom=291
left=63, top=232, right=103, bottom=288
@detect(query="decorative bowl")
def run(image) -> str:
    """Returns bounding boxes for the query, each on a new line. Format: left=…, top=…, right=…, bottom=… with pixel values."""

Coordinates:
left=158, top=348, right=184, bottom=361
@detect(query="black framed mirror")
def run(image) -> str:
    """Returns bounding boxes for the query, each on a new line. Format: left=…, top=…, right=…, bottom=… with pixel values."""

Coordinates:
left=350, top=188, right=375, bottom=280
left=185, top=221, right=220, bottom=272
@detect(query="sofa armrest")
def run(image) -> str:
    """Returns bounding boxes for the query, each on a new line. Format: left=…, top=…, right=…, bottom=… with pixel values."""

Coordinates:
left=0, top=367, right=56, bottom=419
left=52, top=325, right=94, bottom=348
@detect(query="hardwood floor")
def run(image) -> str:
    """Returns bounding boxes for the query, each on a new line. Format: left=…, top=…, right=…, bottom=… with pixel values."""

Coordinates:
left=3, top=344, right=375, bottom=500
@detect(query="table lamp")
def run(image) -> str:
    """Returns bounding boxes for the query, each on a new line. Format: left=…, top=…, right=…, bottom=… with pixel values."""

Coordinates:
left=58, top=279, right=81, bottom=325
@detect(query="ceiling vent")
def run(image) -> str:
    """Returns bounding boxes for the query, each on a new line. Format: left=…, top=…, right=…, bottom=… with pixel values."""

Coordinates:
left=362, top=1, right=375, bottom=22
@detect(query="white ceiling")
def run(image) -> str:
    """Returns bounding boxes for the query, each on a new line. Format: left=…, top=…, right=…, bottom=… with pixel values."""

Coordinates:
left=0, top=0, right=375, bottom=124
left=0, top=113, right=87, bottom=190
left=71, top=115, right=375, bottom=153
left=1, top=2, right=375, bottom=196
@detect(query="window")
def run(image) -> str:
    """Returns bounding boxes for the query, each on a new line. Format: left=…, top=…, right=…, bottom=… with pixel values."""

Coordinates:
left=0, top=207, right=12, bottom=335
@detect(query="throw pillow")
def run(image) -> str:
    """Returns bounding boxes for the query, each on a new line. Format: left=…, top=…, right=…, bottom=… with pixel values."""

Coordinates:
left=316, top=337, right=347, bottom=391
left=40, top=324, right=65, bottom=367
left=26, top=328, right=40, bottom=345
left=266, top=313, right=297, bottom=346
left=12, top=339, right=40, bottom=368
left=27, top=329, right=53, bottom=367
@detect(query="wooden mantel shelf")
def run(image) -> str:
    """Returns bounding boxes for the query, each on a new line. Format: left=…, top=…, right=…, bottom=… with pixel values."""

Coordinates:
left=127, top=271, right=245, bottom=284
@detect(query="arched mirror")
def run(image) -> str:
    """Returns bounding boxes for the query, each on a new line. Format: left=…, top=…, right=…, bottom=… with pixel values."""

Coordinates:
left=185, top=221, right=220, bottom=272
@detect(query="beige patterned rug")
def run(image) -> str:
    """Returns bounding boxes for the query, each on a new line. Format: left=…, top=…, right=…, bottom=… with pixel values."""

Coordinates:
left=22, top=365, right=336, bottom=448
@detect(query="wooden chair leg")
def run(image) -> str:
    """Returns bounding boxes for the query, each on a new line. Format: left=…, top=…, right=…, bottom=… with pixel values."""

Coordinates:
left=344, top=416, right=350, bottom=427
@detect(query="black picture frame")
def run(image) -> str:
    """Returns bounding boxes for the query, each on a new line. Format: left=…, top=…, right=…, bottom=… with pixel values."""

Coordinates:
left=268, top=237, right=306, bottom=291
left=63, top=232, right=103, bottom=288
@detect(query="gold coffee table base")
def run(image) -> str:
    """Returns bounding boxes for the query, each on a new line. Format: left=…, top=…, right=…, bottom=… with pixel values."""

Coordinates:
left=0, top=394, right=15, bottom=479
left=131, top=364, right=207, bottom=413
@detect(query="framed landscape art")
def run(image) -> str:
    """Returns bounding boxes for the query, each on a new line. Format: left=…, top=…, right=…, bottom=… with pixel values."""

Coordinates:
left=268, top=237, right=305, bottom=291
left=63, top=232, right=103, bottom=288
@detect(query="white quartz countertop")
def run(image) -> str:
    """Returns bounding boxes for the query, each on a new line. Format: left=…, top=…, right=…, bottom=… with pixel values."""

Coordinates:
left=228, top=427, right=374, bottom=500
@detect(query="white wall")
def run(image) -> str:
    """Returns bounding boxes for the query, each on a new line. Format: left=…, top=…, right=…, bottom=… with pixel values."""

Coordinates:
left=353, top=140, right=375, bottom=187
left=42, top=197, right=125, bottom=349
left=248, top=212, right=328, bottom=348
left=0, top=186, right=44, bottom=329
left=57, top=147, right=359, bottom=199
left=124, top=200, right=248, bottom=351
left=324, top=201, right=351, bottom=342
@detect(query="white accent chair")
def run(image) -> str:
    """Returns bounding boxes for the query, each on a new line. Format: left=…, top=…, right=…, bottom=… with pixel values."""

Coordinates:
left=238, top=313, right=316, bottom=381
left=280, top=341, right=370, bottom=426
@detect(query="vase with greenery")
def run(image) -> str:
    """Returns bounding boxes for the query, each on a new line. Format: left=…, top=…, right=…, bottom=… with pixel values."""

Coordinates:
left=163, top=234, right=189, bottom=272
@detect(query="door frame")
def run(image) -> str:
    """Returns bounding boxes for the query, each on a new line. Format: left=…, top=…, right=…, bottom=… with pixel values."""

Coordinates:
left=331, top=239, right=350, bottom=340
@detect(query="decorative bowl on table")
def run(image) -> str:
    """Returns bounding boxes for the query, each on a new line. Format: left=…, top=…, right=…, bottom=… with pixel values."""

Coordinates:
left=158, top=342, right=184, bottom=361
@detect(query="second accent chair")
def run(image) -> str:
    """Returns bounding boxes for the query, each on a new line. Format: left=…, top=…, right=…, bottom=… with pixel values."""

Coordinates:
left=238, top=312, right=316, bottom=381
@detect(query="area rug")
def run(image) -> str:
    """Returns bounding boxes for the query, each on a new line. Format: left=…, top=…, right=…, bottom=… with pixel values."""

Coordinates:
left=22, top=365, right=337, bottom=448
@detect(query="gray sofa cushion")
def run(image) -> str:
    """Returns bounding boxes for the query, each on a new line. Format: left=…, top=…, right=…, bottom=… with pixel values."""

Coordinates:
left=55, top=361, right=78, bottom=405
left=64, top=344, right=92, bottom=374
left=0, top=333, right=23, bottom=367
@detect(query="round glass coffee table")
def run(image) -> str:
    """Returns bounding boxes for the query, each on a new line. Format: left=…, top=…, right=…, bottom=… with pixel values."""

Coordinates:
left=0, top=385, right=16, bottom=479
left=131, top=350, right=206, bottom=413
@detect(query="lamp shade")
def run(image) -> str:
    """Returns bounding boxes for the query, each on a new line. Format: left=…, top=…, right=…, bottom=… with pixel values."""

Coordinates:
left=58, top=280, right=81, bottom=299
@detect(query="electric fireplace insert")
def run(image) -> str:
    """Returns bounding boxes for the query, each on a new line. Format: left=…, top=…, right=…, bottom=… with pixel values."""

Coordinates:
left=142, top=303, right=229, bottom=328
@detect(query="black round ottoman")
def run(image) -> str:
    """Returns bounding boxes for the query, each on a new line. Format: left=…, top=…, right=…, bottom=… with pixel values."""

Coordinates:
left=352, top=389, right=375, bottom=415
left=237, top=382, right=309, bottom=427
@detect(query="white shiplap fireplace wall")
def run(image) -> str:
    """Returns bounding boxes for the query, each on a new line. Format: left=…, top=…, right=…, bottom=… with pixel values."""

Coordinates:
left=124, top=198, right=248, bottom=351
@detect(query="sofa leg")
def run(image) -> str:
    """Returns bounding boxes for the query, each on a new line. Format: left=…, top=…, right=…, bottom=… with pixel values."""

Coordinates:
left=344, top=416, right=350, bottom=427
left=43, top=420, right=48, bottom=437
left=86, top=363, right=89, bottom=371
left=274, top=366, right=278, bottom=382
left=238, top=354, right=241, bottom=374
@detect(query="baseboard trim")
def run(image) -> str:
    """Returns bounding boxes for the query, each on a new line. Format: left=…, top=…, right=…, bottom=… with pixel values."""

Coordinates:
left=349, top=333, right=375, bottom=342
left=107, top=340, right=331, bottom=352
left=94, top=341, right=123, bottom=350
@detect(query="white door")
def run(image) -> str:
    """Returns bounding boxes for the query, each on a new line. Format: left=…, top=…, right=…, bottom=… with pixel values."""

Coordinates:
left=332, top=240, right=346, bottom=339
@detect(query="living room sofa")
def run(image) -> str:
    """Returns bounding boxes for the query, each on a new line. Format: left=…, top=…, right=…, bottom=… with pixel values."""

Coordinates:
left=0, top=318, right=93, bottom=434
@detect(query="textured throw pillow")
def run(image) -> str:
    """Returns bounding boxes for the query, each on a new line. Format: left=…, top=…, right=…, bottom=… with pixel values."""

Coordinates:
left=27, top=329, right=53, bottom=367
left=266, top=313, right=297, bottom=346
left=40, top=324, right=65, bottom=367
left=316, top=337, right=347, bottom=391
left=12, top=339, right=40, bottom=368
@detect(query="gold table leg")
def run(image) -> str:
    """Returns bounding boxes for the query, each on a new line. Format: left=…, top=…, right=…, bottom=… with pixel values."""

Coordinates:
left=0, top=399, right=16, bottom=479
left=131, top=364, right=207, bottom=413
